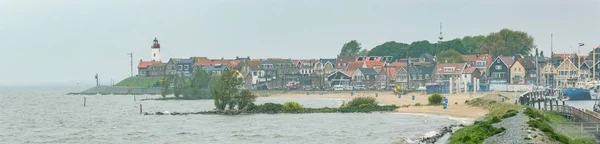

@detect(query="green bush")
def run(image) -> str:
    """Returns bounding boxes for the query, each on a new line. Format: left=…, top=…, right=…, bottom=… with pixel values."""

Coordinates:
left=283, top=101, right=304, bottom=113
left=428, top=93, right=443, bottom=105
left=347, top=97, right=378, bottom=107
left=250, top=103, right=283, bottom=113
left=338, top=105, right=398, bottom=113
left=490, top=116, right=501, bottom=123
left=450, top=119, right=506, bottom=144
left=359, top=104, right=373, bottom=108
left=502, top=109, right=518, bottom=118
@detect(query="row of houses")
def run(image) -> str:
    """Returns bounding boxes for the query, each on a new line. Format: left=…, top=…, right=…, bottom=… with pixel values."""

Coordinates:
left=137, top=51, right=600, bottom=90
left=136, top=54, right=488, bottom=90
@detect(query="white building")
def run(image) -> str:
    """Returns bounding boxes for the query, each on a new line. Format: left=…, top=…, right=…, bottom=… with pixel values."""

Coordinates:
left=151, top=37, right=161, bottom=62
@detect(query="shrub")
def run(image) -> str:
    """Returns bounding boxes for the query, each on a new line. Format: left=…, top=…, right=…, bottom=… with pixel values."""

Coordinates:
left=490, top=116, right=501, bottom=123
left=359, top=104, right=373, bottom=108
left=347, top=97, right=378, bottom=107
left=428, top=93, right=443, bottom=105
left=414, top=103, right=422, bottom=106
left=282, top=101, right=304, bottom=113
left=251, top=103, right=283, bottom=113
left=502, top=109, right=518, bottom=118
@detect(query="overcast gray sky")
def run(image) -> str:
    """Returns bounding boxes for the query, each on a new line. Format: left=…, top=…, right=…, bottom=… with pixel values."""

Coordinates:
left=1, top=0, right=599, bottom=86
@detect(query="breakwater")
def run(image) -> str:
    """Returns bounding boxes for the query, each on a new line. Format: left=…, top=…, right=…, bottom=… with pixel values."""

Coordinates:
left=417, top=124, right=465, bottom=144
left=67, top=86, right=161, bottom=95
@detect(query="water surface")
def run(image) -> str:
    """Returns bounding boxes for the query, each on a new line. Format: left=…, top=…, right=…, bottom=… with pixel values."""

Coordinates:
left=1, top=88, right=469, bottom=144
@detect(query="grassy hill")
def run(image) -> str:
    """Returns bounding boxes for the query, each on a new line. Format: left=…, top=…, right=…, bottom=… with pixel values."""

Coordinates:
left=115, top=77, right=164, bottom=87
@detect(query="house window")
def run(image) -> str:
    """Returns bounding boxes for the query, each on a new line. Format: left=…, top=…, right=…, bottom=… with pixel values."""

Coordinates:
left=444, top=67, right=454, bottom=72
left=178, top=65, right=182, bottom=70
left=545, top=68, right=548, bottom=72
left=476, top=61, right=486, bottom=67
left=495, top=65, right=502, bottom=70
left=184, top=65, right=189, bottom=70
left=425, top=74, right=430, bottom=79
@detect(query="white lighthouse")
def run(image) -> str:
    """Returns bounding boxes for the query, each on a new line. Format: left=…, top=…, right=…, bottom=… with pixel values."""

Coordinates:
left=151, top=37, right=161, bottom=62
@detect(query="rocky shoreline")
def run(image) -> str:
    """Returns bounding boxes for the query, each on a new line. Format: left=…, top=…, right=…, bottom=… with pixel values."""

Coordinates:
left=417, top=124, right=465, bottom=144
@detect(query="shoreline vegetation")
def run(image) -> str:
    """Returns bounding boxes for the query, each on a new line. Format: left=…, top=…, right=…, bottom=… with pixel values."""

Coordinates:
left=144, top=97, right=400, bottom=115
left=448, top=98, right=596, bottom=144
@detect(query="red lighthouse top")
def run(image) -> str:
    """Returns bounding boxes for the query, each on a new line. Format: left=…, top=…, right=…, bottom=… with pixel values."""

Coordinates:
left=151, top=37, right=160, bottom=49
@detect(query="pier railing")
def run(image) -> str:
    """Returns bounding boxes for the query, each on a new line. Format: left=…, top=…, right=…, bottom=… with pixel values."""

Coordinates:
left=520, top=90, right=600, bottom=142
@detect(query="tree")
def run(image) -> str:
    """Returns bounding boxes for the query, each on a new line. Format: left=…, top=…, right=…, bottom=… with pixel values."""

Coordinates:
left=186, top=69, right=211, bottom=98
left=540, top=50, right=544, bottom=57
left=408, top=40, right=435, bottom=58
left=440, top=38, right=468, bottom=54
left=213, top=69, right=243, bottom=110
left=479, top=29, right=535, bottom=56
left=339, top=40, right=362, bottom=56
left=237, top=90, right=257, bottom=110
left=358, top=49, right=369, bottom=56
left=160, top=76, right=171, bottom=98
left=368, top=41, right=410, bottom=59
left=437, top=49, right=464, bottom=63
left=461, top=35, right=485, bottom=54
left=172, top=75, right=185, bottom=98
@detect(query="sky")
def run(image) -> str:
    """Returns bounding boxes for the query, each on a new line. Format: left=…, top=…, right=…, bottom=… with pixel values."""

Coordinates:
left=0, top=0, right=599, bottom=86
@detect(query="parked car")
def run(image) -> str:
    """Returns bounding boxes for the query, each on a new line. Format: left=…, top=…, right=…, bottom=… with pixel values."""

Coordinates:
left=345, top=85, right=354, bottom=90
left=353, top=85, right=366, bottom=90
left=333, top=85, right=345, bottom=91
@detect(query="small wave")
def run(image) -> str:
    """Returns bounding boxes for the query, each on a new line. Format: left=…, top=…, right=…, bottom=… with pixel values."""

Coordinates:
left=421, top=130, right=438, bottom=137
left=177, top=132, right=197, bottom=135
left=396, top=137, right=416, bottom=144
left=272, top=134, right=283, bottom=138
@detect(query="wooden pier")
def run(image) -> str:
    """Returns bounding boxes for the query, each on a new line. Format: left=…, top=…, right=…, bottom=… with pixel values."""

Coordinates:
left=520, top=90, right=600, bottom=142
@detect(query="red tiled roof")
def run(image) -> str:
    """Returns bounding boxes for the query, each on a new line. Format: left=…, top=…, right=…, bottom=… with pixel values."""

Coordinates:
left=138, top=61, right=161, bottom=68
left=499, top=56, right=515, bottom=67
left=463, top=67, right=477, bottom=74
left=194, top=59, right=234, bottom=67
left=462, top=54, right=493, bottom=67
left=346, top=62, right=365, bottom=71
left=365, top=61, right=385, bottom=68
left=553, top=53, right=576, bottom=59
left=388, top=62, right=407, bottom=68
left=381, top=67, right=397, bottom=80
left=435, top=63, right=467, bottom=75
left=292, top=60, right=300, bottom=64
left=336, top=56, right=358, bottom=67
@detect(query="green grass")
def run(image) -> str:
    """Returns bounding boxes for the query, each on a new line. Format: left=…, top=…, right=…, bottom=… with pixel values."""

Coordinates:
left=115, top=77, right=164, bottom=87
left=524, top=107, right=596, bottom=144
left=448, top=98, right=523, bottom=144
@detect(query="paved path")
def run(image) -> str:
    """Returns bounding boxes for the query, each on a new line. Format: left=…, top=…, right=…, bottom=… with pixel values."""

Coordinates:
left=483, top=109, right=534, bottom=144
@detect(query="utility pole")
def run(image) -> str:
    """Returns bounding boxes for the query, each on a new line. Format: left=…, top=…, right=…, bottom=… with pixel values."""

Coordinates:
left=95, top=73, right=99, bottom=87
left=550, top=34, right=553, bottom=88
left=128, top=53, right=133, bottom=77
left=535, top=47, right=539, bottom=85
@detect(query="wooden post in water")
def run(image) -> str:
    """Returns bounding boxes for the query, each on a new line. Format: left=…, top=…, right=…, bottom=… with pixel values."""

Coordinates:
left=139, top=104, right=143, bottom=114
left=84, top=97, right=86, bottom=107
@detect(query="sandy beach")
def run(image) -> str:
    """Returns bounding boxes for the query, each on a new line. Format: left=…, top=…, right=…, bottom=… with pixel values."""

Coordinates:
left=268, top=91, right=492, bottom=118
